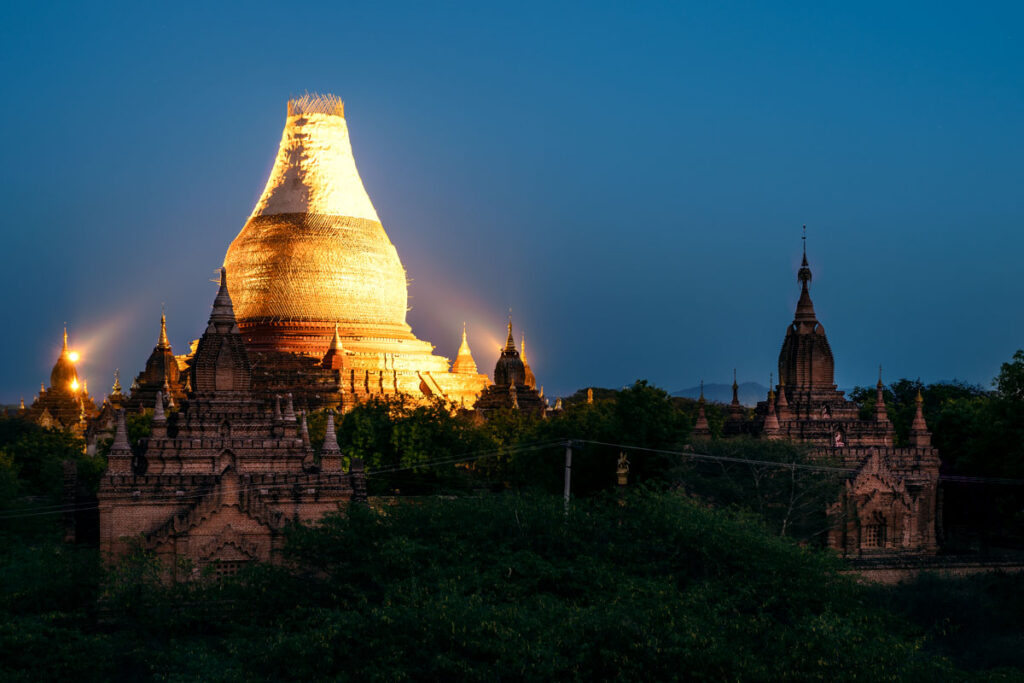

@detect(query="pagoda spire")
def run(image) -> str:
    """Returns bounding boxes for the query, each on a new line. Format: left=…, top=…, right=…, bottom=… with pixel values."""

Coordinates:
left=909, top=388, right=931, bottom=447
left=776, top=376, right=790, bottom=418
left=731, top=369, right=740, bottom=407
left=322, top=410, right=340, bottom=454
left=320, top=410, right=342, bottom=471
left=452, top=322, right=479, bottom=375
left=208, top=267, right=237, bottom=330
left=795, top=225, right=817, bottom=322
left=693, top=379, right=710, bottom=437
left=521, top=331, right=536, bottom=388
left=157, top=307, right=171, bottom=350
left=764, top=375, right=781, bottom=438
left=331, top=323, right=343, bottom=351
left=62, top=324, right=69, bottom=355
left=322, top=323, right=347, bottom=370
left=111, top=369, right=123, bottom=397
left=876, top=365, right=889, bottom=423
left=504, top=312, right=516, bottom=353
left=107, top=408, right=133, bottom=474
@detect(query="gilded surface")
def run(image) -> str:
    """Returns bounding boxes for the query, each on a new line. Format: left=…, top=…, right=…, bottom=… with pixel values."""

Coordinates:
left=225, top=212, right=408, bottom=325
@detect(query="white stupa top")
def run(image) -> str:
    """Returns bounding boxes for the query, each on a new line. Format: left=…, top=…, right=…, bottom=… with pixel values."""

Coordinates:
left=250, top=97, right=380, bottom=222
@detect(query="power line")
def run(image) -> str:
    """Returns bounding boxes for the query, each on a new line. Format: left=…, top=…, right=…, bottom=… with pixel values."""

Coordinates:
left=4, top=438, right=1024, bottom=522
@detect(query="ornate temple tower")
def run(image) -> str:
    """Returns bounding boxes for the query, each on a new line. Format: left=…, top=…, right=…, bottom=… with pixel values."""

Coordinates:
left=763, top=232, right=881, bottom=441
left=735, top=229, right=940, bottom=557
left=222, top=94, right=487, bottom=408
left=126, top=312, right=187, bottom=411
left=778, top=236, right=836, bottom=391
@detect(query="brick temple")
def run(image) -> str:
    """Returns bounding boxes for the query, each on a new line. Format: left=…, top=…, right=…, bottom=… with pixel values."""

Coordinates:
left=726, top=234, right=940, bottom=556
left=98, top=269, right=365, bottom=577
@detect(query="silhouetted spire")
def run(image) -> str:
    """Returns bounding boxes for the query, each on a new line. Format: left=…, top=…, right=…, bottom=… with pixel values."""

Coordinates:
left=764, top=375, right=781, bottom=438
left=693, top=379, right=710, bottom=437
left=731, top=369, right=740, bottom=407
left=876, top=365, right=889, bottom=423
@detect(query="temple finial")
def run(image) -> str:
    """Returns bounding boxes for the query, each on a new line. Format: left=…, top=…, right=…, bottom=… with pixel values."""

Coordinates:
left=158, top=308, right=170, bottom=349
left=62, top=324, right=68, bottom=353
left=878, top=364, right=883, bottom=388
left=504, top=311, right=516, bottom=352
left=797, top=226, right=812, bottom=286
left=331, top=323, right=343, bottom=351
left=699, top=379, right=704, bottom=402
left=452, top=322, right=478, bottom=375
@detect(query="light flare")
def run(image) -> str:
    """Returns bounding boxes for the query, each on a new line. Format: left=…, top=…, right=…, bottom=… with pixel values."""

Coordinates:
left=68, top=351, right=80, bottom=363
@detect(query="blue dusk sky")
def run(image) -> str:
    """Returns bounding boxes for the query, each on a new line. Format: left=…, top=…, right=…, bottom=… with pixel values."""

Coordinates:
left=0, top=1, right=1021, bottom=402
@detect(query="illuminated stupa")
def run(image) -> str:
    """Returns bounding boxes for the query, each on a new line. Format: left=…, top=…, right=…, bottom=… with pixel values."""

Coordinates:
left=27, top=326, right=98, bottom=434
left=223, top=94, right=488, bottom=407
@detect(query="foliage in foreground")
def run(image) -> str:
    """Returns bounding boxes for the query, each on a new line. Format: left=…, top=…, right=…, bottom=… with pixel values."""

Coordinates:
left=0, top=491, right=971, bottom=681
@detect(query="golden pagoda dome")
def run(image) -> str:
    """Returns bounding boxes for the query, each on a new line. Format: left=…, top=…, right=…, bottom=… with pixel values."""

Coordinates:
left=224, top=93, right=413, bottom=354
left=50, top=326, right=80, bottom=392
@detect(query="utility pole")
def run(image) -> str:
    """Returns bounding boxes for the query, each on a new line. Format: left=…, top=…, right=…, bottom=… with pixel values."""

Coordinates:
left=563, top=440, right=573, bottom=516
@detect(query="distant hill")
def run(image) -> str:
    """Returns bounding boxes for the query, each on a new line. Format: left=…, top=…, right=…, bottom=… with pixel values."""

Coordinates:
left=673, top=382, right=767, bottom=407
